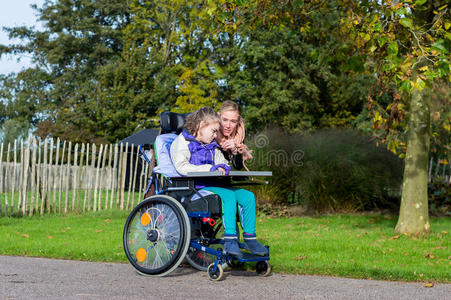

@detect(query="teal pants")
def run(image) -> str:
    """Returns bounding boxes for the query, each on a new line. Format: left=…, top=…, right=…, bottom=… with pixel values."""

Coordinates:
left=202, top=187, right=256, bottom=235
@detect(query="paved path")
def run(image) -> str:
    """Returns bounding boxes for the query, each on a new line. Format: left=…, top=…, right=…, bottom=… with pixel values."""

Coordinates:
left=0, top=255, right=449, bottom=299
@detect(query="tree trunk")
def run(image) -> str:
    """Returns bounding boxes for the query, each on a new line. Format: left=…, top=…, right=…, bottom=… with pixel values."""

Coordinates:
left=395, top=88, right=430, bottom=234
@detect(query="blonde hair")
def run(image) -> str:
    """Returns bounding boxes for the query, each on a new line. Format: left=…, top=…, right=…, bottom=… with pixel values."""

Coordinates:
left=219, top=100, right=241, bottom=116
left=184, top=107, right=220, bottom=136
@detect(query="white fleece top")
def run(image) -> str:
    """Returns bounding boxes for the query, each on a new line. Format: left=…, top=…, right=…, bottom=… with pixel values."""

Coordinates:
left=170, top=133, right=230, bottom=176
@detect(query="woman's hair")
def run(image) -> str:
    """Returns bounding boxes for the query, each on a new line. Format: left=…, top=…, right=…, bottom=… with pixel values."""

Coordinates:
left=219, top=100, right=241, bottom=116
left=184, top=106, right=220, bottom=136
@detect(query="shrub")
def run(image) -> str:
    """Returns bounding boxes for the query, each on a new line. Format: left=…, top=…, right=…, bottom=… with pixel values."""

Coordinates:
left=247, top=128, right=403, bottom=213
left=428, top=178, right=451, bottom=216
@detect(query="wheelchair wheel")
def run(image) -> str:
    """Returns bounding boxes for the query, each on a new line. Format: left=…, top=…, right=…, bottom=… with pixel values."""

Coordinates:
left=123, top=195, right=191, bottom=276
left=207, top=263, right=224, bottom=281
left=185, top=218, right=224, bottom=271
left=256, top=261, right=271, bottom=277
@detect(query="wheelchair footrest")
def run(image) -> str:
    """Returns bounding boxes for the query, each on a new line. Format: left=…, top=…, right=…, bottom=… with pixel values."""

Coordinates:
left=236, top=252, right=269, bottom=262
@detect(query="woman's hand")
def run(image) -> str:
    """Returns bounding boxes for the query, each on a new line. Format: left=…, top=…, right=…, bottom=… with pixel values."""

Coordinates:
left=223, top=139, right=237, bottom=153
left=217, top=167, right=226, bottom=175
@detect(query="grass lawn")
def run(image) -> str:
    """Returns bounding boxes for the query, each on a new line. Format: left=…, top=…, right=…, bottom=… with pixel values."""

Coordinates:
left=0, top=211, right=449, bottom=282
left=0, top=190, right=142, bottom=217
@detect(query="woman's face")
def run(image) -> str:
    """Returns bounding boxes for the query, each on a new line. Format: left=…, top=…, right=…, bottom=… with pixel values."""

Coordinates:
left=220, top=110, right=240, bottom=137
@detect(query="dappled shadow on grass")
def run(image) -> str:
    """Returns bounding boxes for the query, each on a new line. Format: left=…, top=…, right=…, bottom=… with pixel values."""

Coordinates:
left=348, top=216, right=397, bottom=230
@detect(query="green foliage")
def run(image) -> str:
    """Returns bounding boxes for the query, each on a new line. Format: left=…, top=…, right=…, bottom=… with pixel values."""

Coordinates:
left=122, top=0, right=221, bottom=116
left=342, top=1, right=451, bottom=151
left=1, top=0, right=133, bottom=143
left=0, top=119, right=30, bottom=145
left=428, top=179, right=451, bottom=216
left=221, top=27, right=371, bottom=133
left=247, top=128, right=403, bottom=213
left=0, top=0, right=225, bottom=143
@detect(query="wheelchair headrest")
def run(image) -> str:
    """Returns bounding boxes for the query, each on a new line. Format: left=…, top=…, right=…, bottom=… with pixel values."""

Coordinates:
left=153, top=133, right=181, bottom=177
left=160, top=112, right=190, bottom=134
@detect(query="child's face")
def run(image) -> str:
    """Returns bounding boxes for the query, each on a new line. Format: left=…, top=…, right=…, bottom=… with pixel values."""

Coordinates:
left=197, top=121, right=220, bottom=144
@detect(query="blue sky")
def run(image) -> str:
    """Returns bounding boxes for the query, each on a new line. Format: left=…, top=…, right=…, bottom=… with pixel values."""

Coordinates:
left=0, top=0, right=45, bottom=75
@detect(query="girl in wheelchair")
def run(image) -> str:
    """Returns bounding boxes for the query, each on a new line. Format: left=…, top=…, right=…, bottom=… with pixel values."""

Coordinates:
left=170, top=106, right=268, bottom=256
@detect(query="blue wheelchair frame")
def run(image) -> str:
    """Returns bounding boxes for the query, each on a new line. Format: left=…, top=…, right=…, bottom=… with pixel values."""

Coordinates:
left=123, top=114, right=271, bottom=280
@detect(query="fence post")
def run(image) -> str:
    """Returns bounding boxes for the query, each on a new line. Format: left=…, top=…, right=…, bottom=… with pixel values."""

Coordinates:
left=21, top=137, right=31, bottom=216
left=428, top=156, right=433, bottom=183
left=119, top=143, right=127, bottom=210
left=0, top=143, right=3, bottom=217
left=12, top=140, right=17, bottom=215
left=5, top=143, right=10, bottom=217
left=110, top=143, right=118, bottom=209
left=72, top=143, right=79, bottom=211
left=64, top=142, right=72, bottom=213
left=77, top=143, right=85, bottom=211
left=52, top=138, right=60, bottom=213
left=434, top=157, right=440, bottom=178
left=41, top=138, right=48, bottom=214
left=87, top=144, right=96, bottom=211
left=46, top=138, right=54, bottom=214
left=117, top=142, right=123, bottom=208
left=36, top=138, right=43, bottom=214
left=29, top=138, right=37, bottom=216
left=99, top=144, right=108, bottom=210
left=126, top=144, right=134, bottom=209
left=0, top=143, right=4, bottom=193
left=105, top=144, right=112, bottom=210
left=83, top=143, right=90, bottom=212
left=58, top=141, right=66, bottom=213
left=130, top=145, right=140, bottom=209
left=18, top=139, right=23, bottom=214
left=93, top=144, right=103, bottom=212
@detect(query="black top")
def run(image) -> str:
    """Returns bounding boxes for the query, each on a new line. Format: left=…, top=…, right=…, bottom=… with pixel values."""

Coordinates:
left=221, top=149, right=244, bottom=170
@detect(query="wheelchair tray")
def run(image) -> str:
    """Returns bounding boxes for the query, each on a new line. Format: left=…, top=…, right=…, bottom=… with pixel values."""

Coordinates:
left=168, top=171, right=271, bottom=188
left=185, top=171, right=272, bottom=177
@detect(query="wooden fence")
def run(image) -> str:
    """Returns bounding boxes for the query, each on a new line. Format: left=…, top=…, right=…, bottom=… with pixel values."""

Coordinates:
left=0, top=137, right=153, bottom=217
left=0, top=136, right=449, bottom=217
left=428, top=156, right=451, bottom=183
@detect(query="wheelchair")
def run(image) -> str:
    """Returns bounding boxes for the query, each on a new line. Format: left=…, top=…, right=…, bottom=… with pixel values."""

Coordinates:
left=123, top=112, right=272, bottom=280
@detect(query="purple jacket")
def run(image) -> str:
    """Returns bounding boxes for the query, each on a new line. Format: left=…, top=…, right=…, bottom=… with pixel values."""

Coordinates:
left=182, top=129, right=219, bottom=166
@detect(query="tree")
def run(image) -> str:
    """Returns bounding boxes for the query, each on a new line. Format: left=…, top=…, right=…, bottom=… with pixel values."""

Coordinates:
left=0, top=0, right=225, bottom=142
left=218, top=0, right=450, bottom=234
left=344, top=0, right=450, bottom=234
left=218, top=24, right=371, bottom=133
left=0, top=119, right=30, bottom=145
left=115, top=0, right=221, bottom=118
left=1, top=0, right=132, bottom=143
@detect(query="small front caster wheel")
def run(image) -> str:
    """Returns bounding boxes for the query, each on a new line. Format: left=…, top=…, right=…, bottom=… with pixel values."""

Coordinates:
left=207, top=263, right=224, bottom=281
left=256, top=261, right=271, bottom=277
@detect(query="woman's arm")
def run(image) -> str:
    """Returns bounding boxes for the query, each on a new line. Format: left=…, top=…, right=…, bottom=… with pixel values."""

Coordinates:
left=170, top=135, right=213, bottom=175
left=230, top=153, right=244, bottom=170
left=219, top=149, right=244, bottom=170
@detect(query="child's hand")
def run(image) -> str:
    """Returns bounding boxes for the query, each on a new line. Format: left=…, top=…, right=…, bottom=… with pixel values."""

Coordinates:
left=210, top=164, right=231, bottom=175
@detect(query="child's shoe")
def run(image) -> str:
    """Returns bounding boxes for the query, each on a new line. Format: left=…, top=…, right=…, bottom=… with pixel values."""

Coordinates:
left=243, top=233, right=268, bottom=256
left=224, top=234, right=242, bottom=256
